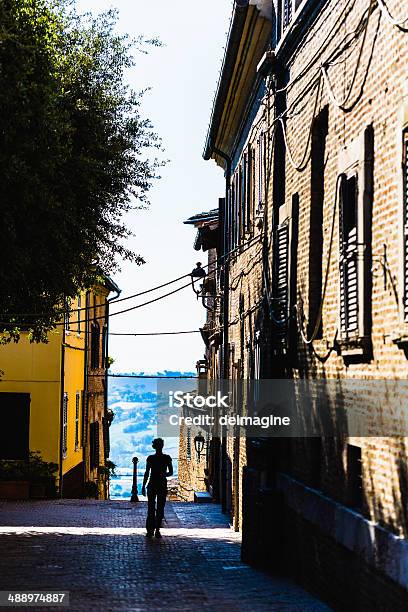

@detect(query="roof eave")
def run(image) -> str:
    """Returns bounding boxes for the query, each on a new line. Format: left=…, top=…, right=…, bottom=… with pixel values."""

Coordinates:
left=203, top=0, right=250, bottom=162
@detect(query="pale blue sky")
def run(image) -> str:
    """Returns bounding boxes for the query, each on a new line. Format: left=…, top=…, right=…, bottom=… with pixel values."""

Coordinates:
left=76, top=0, right=232, bottom=372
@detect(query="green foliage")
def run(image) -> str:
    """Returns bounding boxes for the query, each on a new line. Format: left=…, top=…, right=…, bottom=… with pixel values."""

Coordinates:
left=84, top=480, right=99, bottom=498
left=0, top=451, right=58, bottom=483
left=98, top=459, right=116, bottom=479
left=0, top=0, right=163, bottom=342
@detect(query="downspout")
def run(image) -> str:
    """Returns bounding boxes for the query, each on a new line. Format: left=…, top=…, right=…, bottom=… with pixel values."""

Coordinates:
left=83, top=290, right=90, bottom=496
left=58, top=322, right=66, bottom=498
left=212, top=145, right=232, bottom=514
left=213, top=146, right=232, bottom=381
left=105, top=285, right=121, bottom=465
left=105, top=286, right=121, bottom=411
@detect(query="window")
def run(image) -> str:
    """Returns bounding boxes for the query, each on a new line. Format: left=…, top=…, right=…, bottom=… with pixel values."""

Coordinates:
left=279, top=0, right=305, bottom=40
left=241, top=154, right=247, bottom=236
left=91, top=323, right=100, bottom=369
left=245, top=146, right=253, bottom=232
left=74, top=392, right=80, bottom=451
left=64, top=298, right=71, bottom=332
left=77, top=295, right=81, bottom=334
left=90, top=421, right=100, bottom=470
left=81, top=391, right=88, bottom=447
left=102, top=326, right=108, bottom=369
left=62, top=393, right=68, bottom=458
left=102, top=416, right=109, bottom=460
left=258, top=131, right=268, bottom=212
left=0, top=393, right=30, bottom=460
left=347, top=444, right=363, bottom=511
left=337, top=126, right=373, bottom=351
left=274, top=222, right=290, bottom=326
left=309, top=107, right=328, bottom=338
left=283, top=0, right=293, bottom=31
left=339, top=175, right=359, bottom=338
left=230, top=176, right=235, bottom=252
left=403, top=130, right=408, bottom=321
left=237, top=164, right=243, bottom=245
left=186, top=427, right=191, bottom=462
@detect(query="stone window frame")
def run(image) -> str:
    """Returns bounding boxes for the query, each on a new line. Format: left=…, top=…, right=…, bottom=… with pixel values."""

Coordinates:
left=336, top=126, right=373, bottom=358
left=392, top=100, right=408, bottom=346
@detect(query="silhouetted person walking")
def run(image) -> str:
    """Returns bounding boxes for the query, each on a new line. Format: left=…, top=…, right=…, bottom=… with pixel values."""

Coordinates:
left=142, top=438, right=173, bottom=538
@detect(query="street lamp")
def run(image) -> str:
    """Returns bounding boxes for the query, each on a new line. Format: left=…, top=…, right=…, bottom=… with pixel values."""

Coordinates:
left=194, top=432, right=206, bottom=463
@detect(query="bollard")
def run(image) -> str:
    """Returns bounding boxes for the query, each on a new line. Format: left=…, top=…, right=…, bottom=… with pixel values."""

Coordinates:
left=130, top=456, right=139, bottom=502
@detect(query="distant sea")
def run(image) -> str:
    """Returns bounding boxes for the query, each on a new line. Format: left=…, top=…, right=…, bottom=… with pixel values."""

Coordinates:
left=107, top=372, right=195, bottom=500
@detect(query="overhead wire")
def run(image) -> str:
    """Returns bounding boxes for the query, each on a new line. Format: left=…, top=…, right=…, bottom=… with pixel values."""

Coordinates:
left=0, top=232, right=262, bottom=323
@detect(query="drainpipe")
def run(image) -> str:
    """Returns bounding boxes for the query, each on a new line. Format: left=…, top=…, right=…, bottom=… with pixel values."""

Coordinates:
left=212, top=146, right=232, bottom=513
left=213, top=147, right=232, bottom=381
left=105, top=285, right=121, bottom=409
left=82, top=290, right=90, bottom=496
left=58, top=320, right=66, bottom=498
left=105, top=284, right=121, bottom=486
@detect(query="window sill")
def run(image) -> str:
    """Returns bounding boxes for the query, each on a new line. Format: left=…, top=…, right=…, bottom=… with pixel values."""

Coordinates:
left=336, top=335, right=371, bottom=358
left=391, top=326, right=408, bottom=347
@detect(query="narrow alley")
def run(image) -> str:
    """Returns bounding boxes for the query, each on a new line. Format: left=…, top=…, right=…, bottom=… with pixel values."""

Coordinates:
left=0, top=500, right=330, bottom=611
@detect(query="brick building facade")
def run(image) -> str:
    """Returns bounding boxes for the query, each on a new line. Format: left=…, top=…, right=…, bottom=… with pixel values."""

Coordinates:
left=178, top=210, right=221, bottom=502
left=199, top=0, right=408, bottom=607
left=83, top=277, right=120, bottom=499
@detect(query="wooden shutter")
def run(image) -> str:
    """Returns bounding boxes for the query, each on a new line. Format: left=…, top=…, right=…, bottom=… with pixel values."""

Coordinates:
left=276, top=223, right=289, bottom=323
left=62, top=393, right=68, bottom=458
left=283, top=0, right=293, bottom=31
left=403, top=131, right=408, bottom=321
left=90, top=422, right=100, bottom=470
left=75, top=392, right=80, bottom=450
left=102, top=417, right=109, bottom=460
left=81, top=391, right=88, bottom=447
left=238, top=164, right=243, bottom=244
left=339, top=175, right=359, bottom=337
left=246, top=146, right=252, bottom=232
left=258, top=134, right=263, bottom=209
left=242, top=153, right=247, bottom=233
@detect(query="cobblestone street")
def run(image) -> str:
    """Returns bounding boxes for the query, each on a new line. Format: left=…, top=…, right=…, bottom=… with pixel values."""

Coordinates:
left=0, top=500, right=330, bottom=611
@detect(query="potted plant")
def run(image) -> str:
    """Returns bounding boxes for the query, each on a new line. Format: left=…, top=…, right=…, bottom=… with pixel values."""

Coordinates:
left=27, top=452, right=58, bottom=499
left=84, top=480, right=99, bottom=499
left=0, top=460, right=29, bottom=499
left=0, top=452, right=58, bottom=500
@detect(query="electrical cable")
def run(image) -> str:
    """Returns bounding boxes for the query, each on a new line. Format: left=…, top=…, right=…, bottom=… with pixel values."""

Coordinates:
left=0, top=233, right=261, bottom=322
left=295, top=174, right=343, bottom=345
left=375, top=0, right=408, bottom=29
left=109, top=330, right=200, bottom=336
left=320, top=0, right=376, bottom=111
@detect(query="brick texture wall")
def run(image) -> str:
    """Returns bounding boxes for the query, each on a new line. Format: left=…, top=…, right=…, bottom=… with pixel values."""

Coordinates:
left=217, top=0, right=408, bottom=604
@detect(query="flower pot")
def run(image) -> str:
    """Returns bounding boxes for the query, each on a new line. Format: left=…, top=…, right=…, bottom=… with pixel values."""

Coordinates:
left=0, top=481, right=30, bottom=500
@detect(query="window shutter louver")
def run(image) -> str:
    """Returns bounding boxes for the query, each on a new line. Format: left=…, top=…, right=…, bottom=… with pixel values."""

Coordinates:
left=258, top=134, right=263, bottom=209
left=81, top=391, right=88, bottom=447
left=339, top=175, right=359, bottom=338
left=274, top=223, right=290, bottom=346
left=403, top=132, right=408, bottom=321
left=62, top=393, right=68, bottom=458
left=246, top=146, right=252, bottom=231
left=102, top=417, right=109, bottom=460
left=283, top=0, right=293, bottom=30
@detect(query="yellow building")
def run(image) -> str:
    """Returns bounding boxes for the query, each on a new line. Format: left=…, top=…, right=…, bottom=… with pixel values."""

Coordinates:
left=0, top=276, right=119, bottom=498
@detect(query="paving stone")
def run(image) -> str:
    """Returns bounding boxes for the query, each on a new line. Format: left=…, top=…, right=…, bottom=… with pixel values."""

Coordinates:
left=0, top=500, right=331, bottom=611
